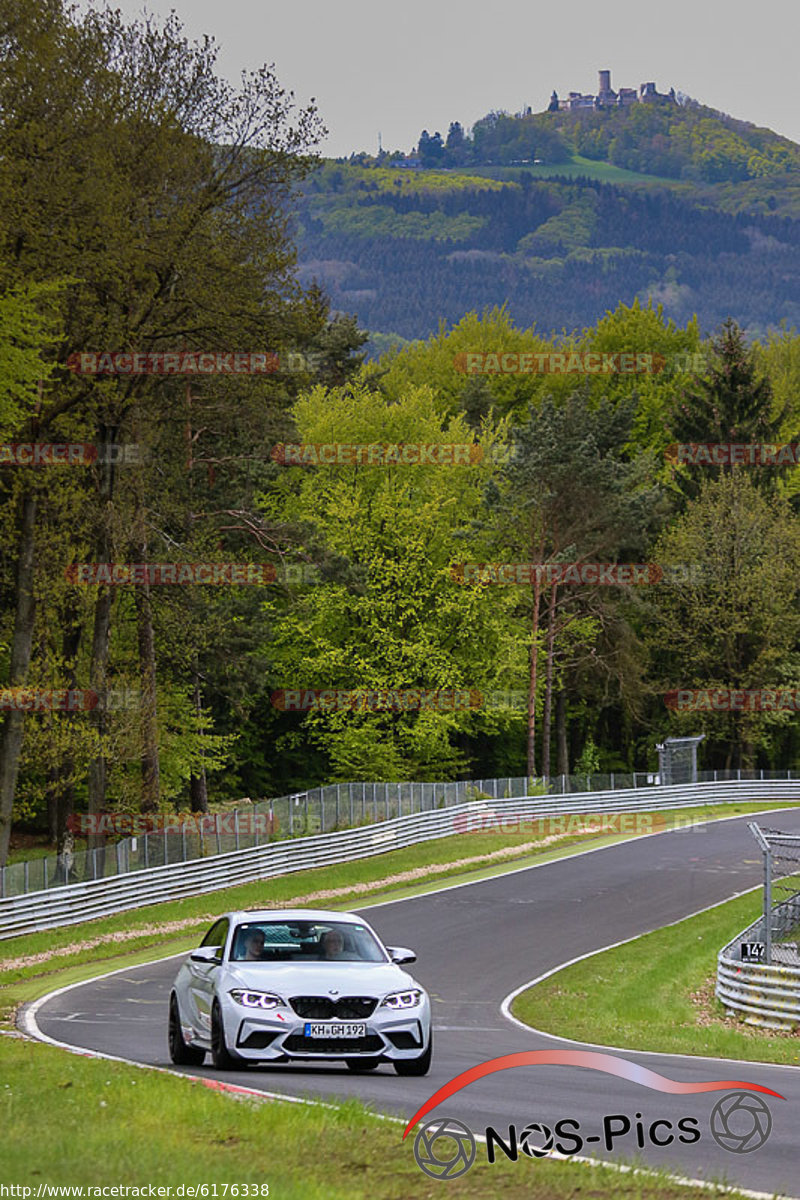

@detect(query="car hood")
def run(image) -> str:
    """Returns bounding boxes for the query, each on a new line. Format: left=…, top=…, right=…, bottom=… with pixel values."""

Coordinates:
left=223, top=961, right=419, bottom=997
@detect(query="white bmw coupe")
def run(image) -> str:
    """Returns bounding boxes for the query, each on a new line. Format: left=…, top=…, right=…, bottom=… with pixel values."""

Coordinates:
left=168, top=908, right=432, bottom=1075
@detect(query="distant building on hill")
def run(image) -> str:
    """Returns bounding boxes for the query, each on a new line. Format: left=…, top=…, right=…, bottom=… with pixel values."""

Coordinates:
left=389, top=153, right=422, bottom=169
left=549, top=70, right=676, bottom=113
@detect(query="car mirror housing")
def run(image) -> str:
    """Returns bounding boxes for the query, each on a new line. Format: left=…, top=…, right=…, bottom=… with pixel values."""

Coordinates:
left=387, top=946, right=416, bottom=964
left=190, top=946, right=222, bottom=964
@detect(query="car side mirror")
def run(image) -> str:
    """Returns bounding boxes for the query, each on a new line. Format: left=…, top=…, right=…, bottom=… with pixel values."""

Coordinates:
left=387, top=946, right=416, bottom=965
left=190, top=946, right=222, bottom=964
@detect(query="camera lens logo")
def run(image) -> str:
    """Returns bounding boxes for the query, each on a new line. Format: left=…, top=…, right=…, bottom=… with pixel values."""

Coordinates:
left=519, top=1122, right=554, bottom=1157
left=710, top=1091, right=772, bottom=1153
left=413, top=1116, right=476, bottom=1179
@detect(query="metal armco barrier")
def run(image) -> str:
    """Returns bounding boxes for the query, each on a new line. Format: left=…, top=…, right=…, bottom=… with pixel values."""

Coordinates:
left=716, top=827, right=800, bottom=1030
left=1, top=779, right=799, bottom=940
left=717, top=917, right=800, bottom=1031
left=3, top=768, right=792, bottom=899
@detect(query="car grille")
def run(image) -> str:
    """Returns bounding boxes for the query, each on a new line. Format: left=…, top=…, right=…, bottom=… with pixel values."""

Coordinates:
left=289, top=995, right=378, bottom=1019
left=283, top=1033, right=384, bottom=1054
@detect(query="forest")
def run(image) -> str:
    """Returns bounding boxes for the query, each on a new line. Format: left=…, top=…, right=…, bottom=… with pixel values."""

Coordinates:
left=296, top=163, right=800, bottom=340
left=1, top=2, right=800, bottom=866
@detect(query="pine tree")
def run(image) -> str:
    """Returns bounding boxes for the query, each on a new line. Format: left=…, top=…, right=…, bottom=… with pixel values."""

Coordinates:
left=670, top=319, right=792, bottom=499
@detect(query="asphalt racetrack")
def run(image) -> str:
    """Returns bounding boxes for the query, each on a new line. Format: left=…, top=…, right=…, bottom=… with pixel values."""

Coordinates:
left=27, top=811, right=800, bottom=1196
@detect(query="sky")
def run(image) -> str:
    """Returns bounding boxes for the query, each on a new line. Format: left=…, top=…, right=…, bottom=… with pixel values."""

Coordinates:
left=89, top=0, right=800, bottom=158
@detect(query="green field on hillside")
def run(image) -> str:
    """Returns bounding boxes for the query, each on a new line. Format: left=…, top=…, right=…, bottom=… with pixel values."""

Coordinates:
left=454, top=155, right=685, bottom=187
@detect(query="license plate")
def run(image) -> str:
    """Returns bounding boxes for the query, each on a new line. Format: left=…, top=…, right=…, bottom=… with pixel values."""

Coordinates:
left=304, top=1022, right=367, bottom=1038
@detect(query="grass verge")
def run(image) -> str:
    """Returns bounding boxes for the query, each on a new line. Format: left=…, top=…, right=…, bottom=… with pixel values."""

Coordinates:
left=511, top=889, right=800, bottom=1066
left=0, top=1035, right=751, bottom=1197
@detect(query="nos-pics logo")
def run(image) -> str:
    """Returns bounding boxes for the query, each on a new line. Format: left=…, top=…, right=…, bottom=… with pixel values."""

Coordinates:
left=404, top=1051, right=782, bottom=1181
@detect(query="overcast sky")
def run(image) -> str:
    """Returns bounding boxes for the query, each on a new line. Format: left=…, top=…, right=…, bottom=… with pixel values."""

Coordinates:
left=88, top=0, right=800, bottom=158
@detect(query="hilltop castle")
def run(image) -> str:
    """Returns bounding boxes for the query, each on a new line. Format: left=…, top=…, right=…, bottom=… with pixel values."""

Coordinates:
left=549, top=69, right=676, bottom=112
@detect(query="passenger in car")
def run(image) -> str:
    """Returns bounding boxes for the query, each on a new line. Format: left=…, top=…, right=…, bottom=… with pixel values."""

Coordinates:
left=320, top=929, right=358, bottom=960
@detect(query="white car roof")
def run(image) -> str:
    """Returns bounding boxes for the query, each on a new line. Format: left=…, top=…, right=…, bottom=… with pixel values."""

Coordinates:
left=227, top=909, right=368, bottom=924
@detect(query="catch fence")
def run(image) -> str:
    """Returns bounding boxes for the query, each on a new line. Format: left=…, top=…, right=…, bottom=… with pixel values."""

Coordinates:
left=1, top=768, right=795, bottom=901
left=2, top=777, right=799, bottom=939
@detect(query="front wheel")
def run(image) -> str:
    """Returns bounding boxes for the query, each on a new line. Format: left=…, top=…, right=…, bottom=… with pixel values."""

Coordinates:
left=168, top=995, right=206, bottom=1067
left=210, top=1000, right=241, bottom=1071
left=393, top=1034, right=432, bottom=1077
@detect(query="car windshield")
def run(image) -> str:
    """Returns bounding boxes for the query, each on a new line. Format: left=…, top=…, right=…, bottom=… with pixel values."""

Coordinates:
left=229, top=920, right=387, bottom=963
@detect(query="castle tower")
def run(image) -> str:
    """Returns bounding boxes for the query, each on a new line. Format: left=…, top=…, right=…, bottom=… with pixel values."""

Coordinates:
left=598, top=69, right=611, bottom=95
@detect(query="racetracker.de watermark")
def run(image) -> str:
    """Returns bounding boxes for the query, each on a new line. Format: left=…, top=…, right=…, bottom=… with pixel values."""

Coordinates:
left=452, top=562, right=661, bottom=585
left=64, top=562, right=320, bottom=585
left=665, top=688, right=800, bottom=712
left=270, top=442, right=482, bottom=466
left=453, top=811, right=705, bottom=836
left=453, top=351, right=706, bottom=376
left=0, top=442, right=141, bottom=466
left=66, top=351, right=321, bottom=375
left=68, top=811, right=278, bottom=837
left=666, top=443, right=800, bottom=466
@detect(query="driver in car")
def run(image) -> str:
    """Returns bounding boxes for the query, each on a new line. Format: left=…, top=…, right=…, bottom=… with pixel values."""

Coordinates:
left=242, top=929, right=266, bottom=960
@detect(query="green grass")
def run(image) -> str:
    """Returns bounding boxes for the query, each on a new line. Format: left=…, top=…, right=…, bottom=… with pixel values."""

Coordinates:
left=511, top=888, right=800, bottom=1066
left=0, top=1035, right=752, bottom=1197
left=453, top=155, right=685, bottom=187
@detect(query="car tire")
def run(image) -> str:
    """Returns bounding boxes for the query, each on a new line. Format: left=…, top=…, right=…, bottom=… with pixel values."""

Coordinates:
left=345, top=1056, right=382, bottom=1072
left=210, top=1000, right=241, bottom=1071
left=168, top=995, right=206, bottom=1067
left=393, top=1033, right=432, bottom=1077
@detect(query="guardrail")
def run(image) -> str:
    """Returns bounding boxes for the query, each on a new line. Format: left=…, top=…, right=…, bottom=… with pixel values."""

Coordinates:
left=4, top=767, right=794, bottom=900
left=717, top=913, right=800, bottom=1031
left=3, top=770, right=656, bottom=898
left=2, top=778, right=798, bottom=941
left=716, top=825, right=800, bottom=1030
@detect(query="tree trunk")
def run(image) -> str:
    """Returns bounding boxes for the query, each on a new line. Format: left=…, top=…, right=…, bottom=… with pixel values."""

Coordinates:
left=541, top=583, right=558, bottom=778
left=526, top=530, right=545, bottom=780
left=0, top=491, right=37, bottom=868
left=189, top=665, right=208, bottom=813
left=46, top=766, right=58, bottom=845
left=86, top=439, right=117, bottom=852
left=51, top=610, right=83, bottom=852
left=56, top=827, right=75, bottom=885
left=556, top=685, right=569, bottom=777
left=185, top=392, right=207, bottom=813
left=86, top=587, right=113, bottom=854
left=135, top=576, right=160, bottom=812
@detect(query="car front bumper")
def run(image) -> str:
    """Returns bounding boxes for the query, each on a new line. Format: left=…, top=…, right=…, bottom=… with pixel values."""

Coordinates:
left=219, top=994, right=432, bottom=1061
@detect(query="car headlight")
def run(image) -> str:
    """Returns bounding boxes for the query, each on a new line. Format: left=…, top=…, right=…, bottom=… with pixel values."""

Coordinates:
left=228, top=989, right=285, bottom=1009
left=380, top=988, right=423, bottom=1010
